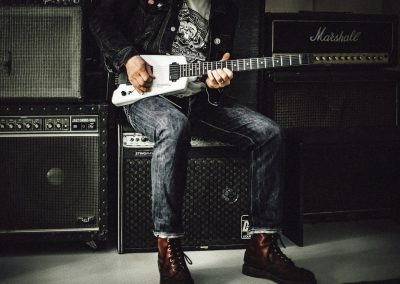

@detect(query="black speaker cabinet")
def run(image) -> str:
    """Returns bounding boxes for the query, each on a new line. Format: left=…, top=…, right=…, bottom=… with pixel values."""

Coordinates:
left=283, top=128, right=400, bottom=246
left=0, top=4, right=83, bottom=101
left=0, top=104, right=109, bottom=243
left=260, top=70, right=398, bottom=129
left=118, top=124, right=251, bottom=252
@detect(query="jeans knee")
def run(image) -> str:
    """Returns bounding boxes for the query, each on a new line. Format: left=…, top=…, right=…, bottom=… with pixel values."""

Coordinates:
left=157, top=116, right=191, bottom=145
left=256, top=120, right=283, bottom=149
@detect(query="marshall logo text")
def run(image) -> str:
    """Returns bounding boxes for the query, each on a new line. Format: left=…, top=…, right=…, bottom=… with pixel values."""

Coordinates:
left=309, top=26, right=362, bottom=43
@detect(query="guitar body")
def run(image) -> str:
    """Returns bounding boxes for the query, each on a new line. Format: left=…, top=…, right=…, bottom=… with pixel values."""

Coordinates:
left=112, top=55, right=189, bottom=107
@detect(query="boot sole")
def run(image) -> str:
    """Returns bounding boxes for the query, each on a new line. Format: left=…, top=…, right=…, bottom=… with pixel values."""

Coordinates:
left=242, top=264, right=316, bottom=284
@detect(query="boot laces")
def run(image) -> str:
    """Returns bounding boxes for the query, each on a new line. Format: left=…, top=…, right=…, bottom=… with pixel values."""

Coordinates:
left=167, top=239, right=193, bottom=271
left=269, top=234, right=293, bottom=265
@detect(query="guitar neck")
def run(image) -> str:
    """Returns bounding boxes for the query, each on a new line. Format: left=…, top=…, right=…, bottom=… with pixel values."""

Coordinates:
left=175, top=54, right=312, bottom=78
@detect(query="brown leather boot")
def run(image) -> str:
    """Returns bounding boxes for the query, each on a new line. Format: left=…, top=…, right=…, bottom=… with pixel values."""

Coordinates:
left=157, top=238, right=194, bottom=284
left=243, top=233, right=316, bottom=284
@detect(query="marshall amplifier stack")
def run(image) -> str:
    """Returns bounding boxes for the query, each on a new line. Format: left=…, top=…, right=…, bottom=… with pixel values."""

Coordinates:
left=261, top=12, right=399, bottom=127
left=118, top=124, right=251, bottom=252
left=262, top=13, right=400, bottom=246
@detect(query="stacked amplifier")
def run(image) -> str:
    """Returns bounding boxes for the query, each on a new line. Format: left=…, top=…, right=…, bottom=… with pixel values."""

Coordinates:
left=0, top=1, right=83, bottom=101
left=118, top=124, right=251, bottom=253
left=0, top=104, right=109, bottom=243
left=264, top=12, right=397, bottom=67
left=261, top=12, right=399, bottom=126
left=0, top=1, right=110, bottom=244
left=262, top=12, right=400, bottom=246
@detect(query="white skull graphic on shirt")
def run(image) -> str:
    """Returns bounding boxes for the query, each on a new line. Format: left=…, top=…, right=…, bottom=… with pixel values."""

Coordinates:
left=171, top=0, right=209, bottom=64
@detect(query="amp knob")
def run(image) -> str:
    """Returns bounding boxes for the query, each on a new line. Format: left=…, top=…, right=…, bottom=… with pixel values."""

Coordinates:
left=47, top=123, right=54, bottom=129
left=16, top=123, right=23, bottom=129
left=25, top=123, right=32, bottom=129
left=33, top=123, right=40, bottom=129
left=55, top=122, right=62, bottom=129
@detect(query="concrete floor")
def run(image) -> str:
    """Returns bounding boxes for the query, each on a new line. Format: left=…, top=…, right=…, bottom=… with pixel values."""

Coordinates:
left=1, top=219, right=400, bottom=284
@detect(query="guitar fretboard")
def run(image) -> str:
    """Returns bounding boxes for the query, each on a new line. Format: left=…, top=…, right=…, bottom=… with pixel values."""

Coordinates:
left=170, top=54, right=312, bottom=79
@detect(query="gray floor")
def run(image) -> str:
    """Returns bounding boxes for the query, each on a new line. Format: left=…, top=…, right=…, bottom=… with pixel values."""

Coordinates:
left=1, top=219, right=400, bottom=284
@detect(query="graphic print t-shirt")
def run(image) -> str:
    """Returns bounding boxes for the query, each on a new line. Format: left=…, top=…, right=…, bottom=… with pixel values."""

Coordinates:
left=171, top=0, right=211, bottom=97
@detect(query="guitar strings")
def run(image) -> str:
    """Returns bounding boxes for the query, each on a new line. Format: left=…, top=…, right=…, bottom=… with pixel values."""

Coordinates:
left=156, top=55, right=309, bottom=78
left=154, top=56, right=307, bottom=68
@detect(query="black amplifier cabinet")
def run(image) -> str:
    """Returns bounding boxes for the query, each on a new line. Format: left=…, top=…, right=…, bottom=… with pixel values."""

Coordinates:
left=0, top=2, right=83, bottom=101
left=284, top=127, right=400, bottom=246
left=118, top=124, right=251, bottom=253
left=265, top=12, right=398, bottom=67
left=0, top=104, right=109, bottom=243
left=260, top=70, right=398, bottom=129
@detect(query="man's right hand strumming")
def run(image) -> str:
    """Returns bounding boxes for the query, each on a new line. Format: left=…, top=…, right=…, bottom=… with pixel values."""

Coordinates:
left=125, top=55, right=155, bottom=95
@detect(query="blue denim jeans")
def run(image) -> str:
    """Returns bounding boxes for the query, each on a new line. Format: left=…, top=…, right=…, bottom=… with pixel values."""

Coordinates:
left=123, top=93, right=283, bottom=238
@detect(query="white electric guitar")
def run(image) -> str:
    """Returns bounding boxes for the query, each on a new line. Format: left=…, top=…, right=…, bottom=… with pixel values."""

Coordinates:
left=112, top=54, right=313, bottom=106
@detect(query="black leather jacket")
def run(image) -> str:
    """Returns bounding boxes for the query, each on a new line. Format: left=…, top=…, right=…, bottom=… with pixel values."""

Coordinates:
left=90, top=0, right=238, bottom=73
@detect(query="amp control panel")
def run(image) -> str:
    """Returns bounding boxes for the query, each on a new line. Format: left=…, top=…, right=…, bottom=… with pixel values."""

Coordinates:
left=0, top=116, right=98, bottom=133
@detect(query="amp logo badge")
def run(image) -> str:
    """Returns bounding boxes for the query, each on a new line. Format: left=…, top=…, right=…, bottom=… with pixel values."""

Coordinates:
left=241, top=215, right=250, bottom=239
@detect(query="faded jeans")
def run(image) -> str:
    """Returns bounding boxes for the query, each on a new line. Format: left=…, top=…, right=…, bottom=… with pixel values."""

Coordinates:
left=123, top=93, right=284, bottom=238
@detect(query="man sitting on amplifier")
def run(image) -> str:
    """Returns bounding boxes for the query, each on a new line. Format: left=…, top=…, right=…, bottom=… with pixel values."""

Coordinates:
left=90, top=0, right=316, bottom=284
